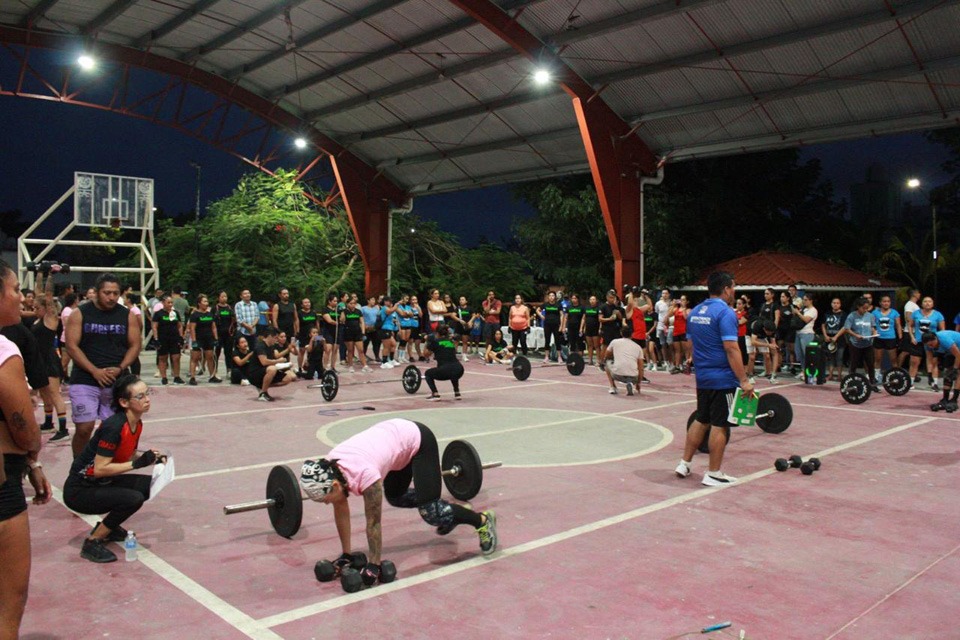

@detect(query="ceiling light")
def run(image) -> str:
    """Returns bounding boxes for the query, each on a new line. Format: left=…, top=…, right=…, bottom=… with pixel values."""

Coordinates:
left=533, top=68, right=551, bottom=85
left=77, top=54, right=96, bottom=70
left=294, top=137, right=307, bottom=149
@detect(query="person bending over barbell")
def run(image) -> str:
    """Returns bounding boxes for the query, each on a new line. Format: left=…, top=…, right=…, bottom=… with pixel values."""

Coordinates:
left=421, top=324, right=465, bottom=401
left=922, top=331, right=960, bottom=412
left=299, top=418, right=498, bottom=586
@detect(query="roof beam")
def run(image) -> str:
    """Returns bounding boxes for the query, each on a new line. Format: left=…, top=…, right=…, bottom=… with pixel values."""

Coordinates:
left=225, top=0, right=406, bottom=80
left=182, top=0, right=309, bottom=63
left=268, top=0, right=538, bottom=100
left=307, top=0, right=725, bottom=121
left=378, top=126, right=577, bottom=167
left=81, top=0, right=139, bottom=35
left=133, top=0, right=221, bottom=49
left=19, top=0, right=61, bottom=28
left=406, top=159, right=590, bottom=194
left=347, top=0, right=951, bottom=142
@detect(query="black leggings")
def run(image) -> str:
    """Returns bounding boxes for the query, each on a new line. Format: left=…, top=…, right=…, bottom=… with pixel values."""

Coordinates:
left=363, top=330, right=381, bottom=361
left=543, top=322, right=562, bottom=353
left=567, top=330, right=582, bottom=353
left=383, top=423, right=481, bottom=527
left=425, top=362, right=464, bottom=394
left=63, top=474, right=151, bottom=531
left=510, top=328, right=528, bottom=355
left=848, top=344, right=876, bottom=379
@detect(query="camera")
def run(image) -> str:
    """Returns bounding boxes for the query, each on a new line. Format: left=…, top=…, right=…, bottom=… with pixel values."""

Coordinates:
left=25, top=260, right=70, bottom=275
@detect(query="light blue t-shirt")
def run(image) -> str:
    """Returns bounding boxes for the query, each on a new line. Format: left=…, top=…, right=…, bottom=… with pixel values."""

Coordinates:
left=380, top=307, right=399, bottom=332
left=257, top=301, right=270, bottom=326
left=361, top=305, right=380, bottom=327
left=872, top=308, right=900, bottom=339
left=844, top=311, right=877, bottom=348
left=911, top=309, right=945, bottom=341
left=930, top=330, right=960, bottom=354
left=397, top=304, right=415, bottom=328
left=687, top=297, right=740, bottom=390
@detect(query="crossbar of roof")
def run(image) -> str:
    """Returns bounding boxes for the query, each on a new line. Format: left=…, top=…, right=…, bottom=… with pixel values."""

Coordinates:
left=132, top=0, right=221, bottom=49
left=182, top=0, right=309, bottom=63
left=81, top=0, right=139, bottom=35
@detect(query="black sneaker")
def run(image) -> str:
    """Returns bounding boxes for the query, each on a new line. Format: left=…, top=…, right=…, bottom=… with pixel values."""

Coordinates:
left=173, top=377, right=186, bottom=385
left=89, top=521, right=127, bottom=543
left=49, top=429, right=70, bottom=442
left=161, top=377, right=169, bottom=385
left=80, top=538, right=117, bottom=563
left=454, top=392, right=462, bottom=401
left=41, top=422, right=55, bottom=432
left=188, top=377, right=198, bottom=386
left=208, top=376, right=222, bottom=384
left=257, top=392, right=275, bottom=402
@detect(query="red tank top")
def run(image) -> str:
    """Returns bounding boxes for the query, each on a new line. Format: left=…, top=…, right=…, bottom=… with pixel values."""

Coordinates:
left=631, top=308, right=646, bottom=340
left=673, top=308, right=687, bottom=335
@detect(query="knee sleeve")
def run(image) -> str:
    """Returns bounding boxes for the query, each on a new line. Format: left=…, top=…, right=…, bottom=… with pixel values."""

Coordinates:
left=387, top=488, right=418, bottom=509
left=418, top=499, right=455, bottom=528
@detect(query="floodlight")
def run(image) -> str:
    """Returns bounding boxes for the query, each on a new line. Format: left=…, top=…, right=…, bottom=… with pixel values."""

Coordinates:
left=77, top=54, right=96, bottom=70
left=294, top=137, right=308, bottom=149
left=533, top=68, right=551, bottom=85
left=906, top=178, right=921, bottom=189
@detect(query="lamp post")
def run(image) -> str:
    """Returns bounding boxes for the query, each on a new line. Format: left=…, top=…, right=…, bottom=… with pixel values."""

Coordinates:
left=189, top=161, right=202, bottom=264
left=906, top=178, right=937, bottom=301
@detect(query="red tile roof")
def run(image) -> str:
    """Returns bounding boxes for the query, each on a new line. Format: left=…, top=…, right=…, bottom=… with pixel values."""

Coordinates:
left=695, top=251, right=898, bottom=290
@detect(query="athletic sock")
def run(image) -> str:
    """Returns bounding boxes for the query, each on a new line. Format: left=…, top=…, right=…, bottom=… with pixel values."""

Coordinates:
left=58, top=415, right=67, bottom=430
left=952, top=390, right=959, bottom=402
left=943, top=388, right=950, bottom=401
left=43, top=412, right=53, bottom=428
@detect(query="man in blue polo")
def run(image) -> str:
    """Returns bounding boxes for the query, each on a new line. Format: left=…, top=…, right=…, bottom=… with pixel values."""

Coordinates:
left=676, top=271, right=754, bottom=486
left=922, top=330, right=960, bottom=412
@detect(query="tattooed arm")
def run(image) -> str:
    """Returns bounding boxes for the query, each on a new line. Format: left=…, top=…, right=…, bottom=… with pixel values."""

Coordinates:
left=362, top=480, right=384, bottom=564
left=0, top=356, right=40, bottom=454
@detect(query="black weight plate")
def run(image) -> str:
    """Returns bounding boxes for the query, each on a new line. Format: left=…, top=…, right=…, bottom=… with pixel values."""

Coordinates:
left=320, top=370, right=339, bottom=402
left=441, top=440, right=483, bottom=501
left=512, top=355, right=531, bottom=381
left=756, top=393, right=792, bottom=434
left=882, top=367, right=911, bottom=396
left=266, top=465, right=303, bottom=538
left=401, top=365, right=422, bottom=394
left=566, top=352, right=585, bottom=376
left=686, top=410, right=710, bottom=454
left=840, top=373, right=872, bottom=404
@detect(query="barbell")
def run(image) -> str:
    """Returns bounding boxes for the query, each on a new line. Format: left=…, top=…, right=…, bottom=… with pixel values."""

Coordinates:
left=511, top=352, right=585, bottom=381
left=222, top=440, right=502, bottom=538
left=839, top=367, right=911, bottom=404
left=685, top=392, right=793, bottom=454
left=309, top=365, right=423, bottom=402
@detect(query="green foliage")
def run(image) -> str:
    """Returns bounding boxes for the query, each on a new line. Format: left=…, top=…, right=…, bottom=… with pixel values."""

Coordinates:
left=154, top=169, right=362, bottom=299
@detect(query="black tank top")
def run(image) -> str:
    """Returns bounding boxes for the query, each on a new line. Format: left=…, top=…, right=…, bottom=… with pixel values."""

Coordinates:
left=276, top=301, right=297, bottom=333
left=69, top=301, right=130, bottom=386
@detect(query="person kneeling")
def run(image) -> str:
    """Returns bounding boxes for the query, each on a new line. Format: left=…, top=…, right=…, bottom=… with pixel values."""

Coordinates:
left=300, top=418, right=498, bottom=586
left=248, top=327, right=298, bottom=402
left=603, top=326, right=644, bottom=396
left=63, top=375, right=166, bottom=563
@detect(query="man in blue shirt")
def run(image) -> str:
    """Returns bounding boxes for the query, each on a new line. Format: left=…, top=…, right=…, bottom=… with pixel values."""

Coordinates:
left=922, top=330, right=960, bottom=411
left=676, top=271, right=753, bottom=486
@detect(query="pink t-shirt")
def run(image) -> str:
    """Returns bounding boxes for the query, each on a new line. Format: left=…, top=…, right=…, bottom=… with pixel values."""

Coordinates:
left=329, top=418, right=422, bottom=496
left=60, top=306, right=74, bottom=342
left=0, top=334, right=22, bottom=367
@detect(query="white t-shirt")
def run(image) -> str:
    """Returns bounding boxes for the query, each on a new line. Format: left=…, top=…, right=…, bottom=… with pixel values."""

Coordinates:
left=655, top=299, right=671, bottom=331
left=797, top=306, right=818, bottom=334
left=904, top=300, right=920, bottom=322
left=609, top=338, right=643, bottom=378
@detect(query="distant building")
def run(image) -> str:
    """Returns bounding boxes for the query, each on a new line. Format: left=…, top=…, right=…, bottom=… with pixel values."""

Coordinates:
left=850, top=163, right=901, bottom=227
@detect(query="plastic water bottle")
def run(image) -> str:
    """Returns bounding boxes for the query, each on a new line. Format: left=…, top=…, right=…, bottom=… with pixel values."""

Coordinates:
left=124, top=531, right=138, bottom=562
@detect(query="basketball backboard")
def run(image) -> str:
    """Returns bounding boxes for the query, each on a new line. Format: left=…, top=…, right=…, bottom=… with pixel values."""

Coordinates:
left=74, top=171, right=153, bottom=229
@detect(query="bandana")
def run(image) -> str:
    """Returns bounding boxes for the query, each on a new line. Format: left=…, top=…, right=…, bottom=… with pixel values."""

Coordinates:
left=299, top=458, right=339, bottom=500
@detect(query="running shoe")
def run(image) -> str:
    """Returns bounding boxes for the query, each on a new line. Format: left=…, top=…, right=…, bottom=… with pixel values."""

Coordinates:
left=161, top=377, right=168, bottom=385
left=702, top=471, right=738, bottom=486
left=188, top=377, right=197, bottom=386
left=427, top=394, right=441, bottom=402
left=209, top=376, right=223, bottom=383
left=49, top=429, right=70, bottom=442
left=769, top=374, right=778, bottom=384
left=461, top=354, right=469, bottom=363
left=361, top=366, right=372, bottom=373
left=80, top=538, right=117, bottom=563
left=674, top=460, right=692, bottom=478
left=748, top=377, right=756, bottom=385
left=931, top=381, right=941, bottom=392
left=477, top=511, right=498, bottom=556
left=90, top=522, right=127, bottom=543
left=257, top=392, right=275, bottom=402
left=173, top=377, right=186, bottom=385
left=41, top=422, right=55, bottom=432
left=608, top=387, right=617, bottom=395
left=454, top=392, right=462, bottom=401
left=240, top=379, right=251, bottom=386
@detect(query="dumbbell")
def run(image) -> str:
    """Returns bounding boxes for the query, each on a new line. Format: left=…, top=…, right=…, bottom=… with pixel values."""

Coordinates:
left=774, top=455, right=803, bottom=472
left=314, top=552, right=367, bottom=582
left=800, top=457, right=822, bottom=475
left=340, top=559, right=398, bottom=593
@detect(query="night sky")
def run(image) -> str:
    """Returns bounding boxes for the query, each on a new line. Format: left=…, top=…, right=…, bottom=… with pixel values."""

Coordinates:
left=0, top=96, right=952, bottom=245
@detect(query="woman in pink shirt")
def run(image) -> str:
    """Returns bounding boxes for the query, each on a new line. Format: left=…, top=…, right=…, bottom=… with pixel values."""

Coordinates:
left=508, top=294, right=530, bottom=356
left=299, top=418, right=498, bottom=585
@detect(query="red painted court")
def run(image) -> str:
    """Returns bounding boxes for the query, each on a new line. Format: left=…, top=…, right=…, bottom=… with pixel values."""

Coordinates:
left=22, top=361, right=960, bottom=639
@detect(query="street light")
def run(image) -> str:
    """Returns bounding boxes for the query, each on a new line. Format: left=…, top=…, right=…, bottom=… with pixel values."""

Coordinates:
left=906, top=177, right=937, bottom=300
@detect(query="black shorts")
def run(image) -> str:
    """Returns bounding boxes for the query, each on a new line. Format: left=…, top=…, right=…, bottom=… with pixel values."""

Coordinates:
left=584, top=325, right=600, bottom=338
left=156, top=336, right=182, bottom=356
left=694, top=388, right=737, bottom=427
left=0, top=453, right=28, bottom=522
left=192, top=336, right=215, bottom=351
left=874, top=337, right=897, bottom=351
left=673, top=333, right=686, bottom=342
left=321, top=329, right=337, bottom=344
left=343, top=327, right=363, bottom=343
left=379, top=329, right=396, bottom=341
left=898, top=334, right=915, bottom=354
left=905, top=339, right=924, bottom=358
left=601, top=329, right=619, bottom=346
left=408, top=326, right=422, bottom=341
left=631, top=338, right=647, bottom=349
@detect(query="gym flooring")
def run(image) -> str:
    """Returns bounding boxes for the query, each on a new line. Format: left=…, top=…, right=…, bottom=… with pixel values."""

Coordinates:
left=22, top=359, right=960, bottom=639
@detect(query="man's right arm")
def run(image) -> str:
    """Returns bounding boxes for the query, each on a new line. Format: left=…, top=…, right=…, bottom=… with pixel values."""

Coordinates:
left=65, top=308, right=109, bottom=386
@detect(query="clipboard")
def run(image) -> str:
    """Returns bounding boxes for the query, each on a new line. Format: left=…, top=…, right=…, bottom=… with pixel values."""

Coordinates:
left=727, top=389, right=759, bottom=427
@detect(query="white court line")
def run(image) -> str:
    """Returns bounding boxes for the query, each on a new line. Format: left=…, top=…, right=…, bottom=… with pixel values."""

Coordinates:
left=47, top=486, right=281, bottom=640
left=256, top=415, right=937, bottom=628
left=824, top=541, right=960, bottom=640
left=177, top=399, right=695, bottom=480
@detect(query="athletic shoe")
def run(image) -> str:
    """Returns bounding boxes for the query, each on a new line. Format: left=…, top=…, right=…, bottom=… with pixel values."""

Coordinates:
left=702, top=471, right=738, bottom=486
left=871, top=385, right=882, bottom=394
left=674, top=460, right=692, bottom=478
left=49, top=429, right=70, bottom=442
left=477, top=511, right=498, bottom=556
left=640, top=376, right=651, bottom=384
left=41, top=423, right=55, bottom=432
left=931, top=382, right=941, bottom=392
left=209, top=376, right=222, bottom=383
left=240, top=379, right=251, bottom=386
left=161, top=378, right=168, bottom=385
left=930, top=400, right=947, bottom=412
left=419, top=356, right=427, bottom=362
left=502, top=359, right=512, bottom=365
left=80, top=538, right=117, bottom=563
left=188, top=377, right=197, bottom=386
left=454, top=392, right=462, bottom=401
left=769, top=374, right=778, bottom=384
left=257, top=392, right=274, bottom=402
left=152, top=371, right=160, bottom=378
left=608, top=387, right=617, bottom=395
left=625, top=382, right=634, bottom=396
left=748, top=377, right=756, bottom=385
left=173, top=377, right=186, bottom=385
left=427, top=394, right=441, bottom=402
left=90, top=522, right=127, bottom=543
left=361, top=366, right=372, bottom=373
left=597, top=363, right=606, bottom=372
left=461, top=354, right=469, bottom=362
left=795, top=372, right=805, bottom=380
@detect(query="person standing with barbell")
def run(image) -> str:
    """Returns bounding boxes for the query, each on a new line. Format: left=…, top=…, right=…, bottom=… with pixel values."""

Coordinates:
left=422, top=324, right=464, bottom=401
left=675, top=272, right=754, bottom=486
left=299, top=418, right=498, bottom=587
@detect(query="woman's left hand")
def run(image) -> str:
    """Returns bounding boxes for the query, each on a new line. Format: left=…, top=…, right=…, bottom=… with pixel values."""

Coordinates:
left=28, top=467, right=51, bottom=505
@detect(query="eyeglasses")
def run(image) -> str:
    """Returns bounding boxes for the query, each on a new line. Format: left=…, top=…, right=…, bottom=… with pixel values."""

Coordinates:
left=131, top=391, right=152, bottom=401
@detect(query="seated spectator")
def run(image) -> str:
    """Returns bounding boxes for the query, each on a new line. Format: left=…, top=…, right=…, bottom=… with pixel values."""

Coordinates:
left=484, top=330, right=513, bottom=364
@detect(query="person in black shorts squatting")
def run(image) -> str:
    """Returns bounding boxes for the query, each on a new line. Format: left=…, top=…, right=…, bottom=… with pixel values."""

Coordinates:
left=583, top=295, right=601, bottom=364
left=598, top=290, right=623, bottom=369
left=538, top=291, right=562, bottom=363
left=187, top=294, right=220, bottom=385
left=151, top=296, right=185, bottom=385
left=562, top=294, right=584, bottom=355
left=63, top=375, right=167, bottom=563
left=422, top=325, right=464, bottom=401
left=675, top=271, right=754, bottom=486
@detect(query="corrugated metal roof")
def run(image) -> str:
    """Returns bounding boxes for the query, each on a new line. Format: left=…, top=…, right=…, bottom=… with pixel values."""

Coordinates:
left=3, top=0, right=959, bottom=194
left=697, top=251, right=899, bottom=288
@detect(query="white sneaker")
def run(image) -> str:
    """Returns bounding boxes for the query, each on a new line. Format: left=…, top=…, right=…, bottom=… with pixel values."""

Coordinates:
left=361, top=366, right=372, bottom=373
left=748, top=377, right=756, bottom=385
left=702, top=471, right=738, bottom=486
left=461, top=354, right=469, bottom=362
left=152, top=371, right=161, bottom=378
left=769, top=374, right=778, bottom=384
left=625, top=382, right=634, bottom=396
left=240, top=379, right=250, bottom=386
left=609, top=387, right=617, bottom=395
left=380, top=361, right=393, bottom=369
left=347, top=366, right=355, bottom=373
left=674, top=460, right=691, bottom=478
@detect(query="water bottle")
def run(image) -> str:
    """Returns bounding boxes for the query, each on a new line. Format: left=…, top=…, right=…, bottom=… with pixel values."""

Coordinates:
left=124, top=531, right=138, bottom=562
